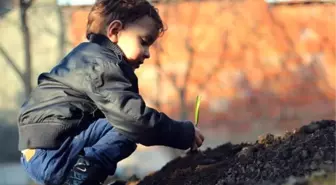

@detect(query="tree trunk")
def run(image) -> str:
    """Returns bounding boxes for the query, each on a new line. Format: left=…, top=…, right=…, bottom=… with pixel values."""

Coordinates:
left=20, top=0, right=33, bottom=99
left=179, top=88, right=188, bottom=120
left=56, top=3, right=66, bottom=61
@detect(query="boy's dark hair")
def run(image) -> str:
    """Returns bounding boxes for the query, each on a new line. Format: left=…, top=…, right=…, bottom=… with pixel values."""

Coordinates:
left=86, top=0, right=165, bottom=40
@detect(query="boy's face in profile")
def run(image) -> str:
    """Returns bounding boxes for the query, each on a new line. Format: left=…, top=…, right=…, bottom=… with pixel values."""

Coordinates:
left=107, top=16, right=159, bottom=70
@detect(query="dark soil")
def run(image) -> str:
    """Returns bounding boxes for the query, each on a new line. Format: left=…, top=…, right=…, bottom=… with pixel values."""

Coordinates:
left=137, top=120, right=335, bottom=185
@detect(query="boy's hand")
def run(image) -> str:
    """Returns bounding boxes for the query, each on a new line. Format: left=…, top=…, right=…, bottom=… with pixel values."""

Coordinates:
left=191, top=127, right=204, bottom=151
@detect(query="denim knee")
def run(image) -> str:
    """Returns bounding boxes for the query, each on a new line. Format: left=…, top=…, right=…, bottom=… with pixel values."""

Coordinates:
left=115, top=134, right=137, bottom=162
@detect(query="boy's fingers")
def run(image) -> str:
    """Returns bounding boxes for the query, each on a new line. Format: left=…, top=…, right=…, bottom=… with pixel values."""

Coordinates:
left=200, top=133, right=205, bottom=141
left=195, top=127, right=205, bottom=142
left=196, top=135, right=203, bottom=147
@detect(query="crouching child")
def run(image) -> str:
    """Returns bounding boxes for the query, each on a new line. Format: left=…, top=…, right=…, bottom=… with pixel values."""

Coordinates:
left=17, top=0, right=205, bottom=185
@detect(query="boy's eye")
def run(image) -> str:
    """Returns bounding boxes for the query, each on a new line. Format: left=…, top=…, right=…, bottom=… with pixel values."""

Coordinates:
left=139, top=37, right=150, bottom=46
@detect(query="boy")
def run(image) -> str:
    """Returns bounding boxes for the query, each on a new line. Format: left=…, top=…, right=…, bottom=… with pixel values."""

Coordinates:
left=17, top=0, right=204, bottom=185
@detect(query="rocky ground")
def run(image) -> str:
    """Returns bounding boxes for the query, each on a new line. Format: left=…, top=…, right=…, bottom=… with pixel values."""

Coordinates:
left=134, top=120, right=335, bottom=185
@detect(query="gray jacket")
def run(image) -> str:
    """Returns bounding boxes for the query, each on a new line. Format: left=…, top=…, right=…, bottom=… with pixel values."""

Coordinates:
left=17, top=34, right=195, bottom=151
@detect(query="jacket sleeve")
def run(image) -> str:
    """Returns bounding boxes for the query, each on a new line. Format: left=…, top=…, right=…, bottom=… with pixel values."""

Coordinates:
left=84, top=58, right=195, bottom=150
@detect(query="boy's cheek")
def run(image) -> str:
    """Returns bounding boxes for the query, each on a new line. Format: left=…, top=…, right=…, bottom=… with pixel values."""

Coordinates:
left=127, top=49, right=143, bottom=61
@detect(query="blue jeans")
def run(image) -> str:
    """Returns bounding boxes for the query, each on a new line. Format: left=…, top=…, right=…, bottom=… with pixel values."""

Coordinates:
left=20, top=119, right=137, bottom=185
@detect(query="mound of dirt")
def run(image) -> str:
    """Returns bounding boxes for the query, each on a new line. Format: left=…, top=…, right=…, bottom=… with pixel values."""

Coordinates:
left=137, top=120, right=335, bottom=185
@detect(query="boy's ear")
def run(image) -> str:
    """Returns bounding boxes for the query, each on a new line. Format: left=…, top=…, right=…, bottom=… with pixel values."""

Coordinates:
left=107, top=20, right=123, bottom=43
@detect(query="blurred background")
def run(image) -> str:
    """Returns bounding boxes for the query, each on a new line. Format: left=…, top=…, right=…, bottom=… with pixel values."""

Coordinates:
left=0, top=0, right=335, bottom=184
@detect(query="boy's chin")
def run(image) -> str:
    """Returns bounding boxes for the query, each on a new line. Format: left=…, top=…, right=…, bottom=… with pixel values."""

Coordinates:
left=132, top=65, right=141, bottom=71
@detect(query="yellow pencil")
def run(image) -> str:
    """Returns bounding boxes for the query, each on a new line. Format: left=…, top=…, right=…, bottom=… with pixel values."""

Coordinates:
left=194, top=95, right=201, bottom=127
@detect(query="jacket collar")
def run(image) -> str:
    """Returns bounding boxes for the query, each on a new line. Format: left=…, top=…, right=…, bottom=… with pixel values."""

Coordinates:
left=89, top=34, right=124, bottom=61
